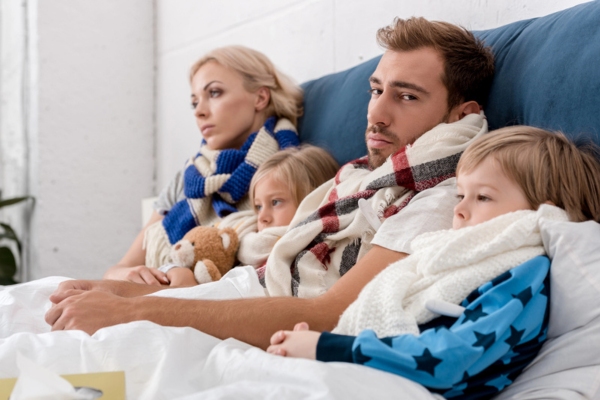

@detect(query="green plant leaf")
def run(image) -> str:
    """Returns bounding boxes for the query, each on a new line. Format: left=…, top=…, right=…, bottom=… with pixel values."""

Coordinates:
left=0, top=196, right=32, bottom=209
left=0, top=246, right=17, bottom=279
left=0, top=223, right=22, bottom=255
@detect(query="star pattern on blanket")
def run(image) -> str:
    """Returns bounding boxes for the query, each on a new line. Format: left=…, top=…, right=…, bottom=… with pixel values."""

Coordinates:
left=413, top=349, right=443, bottom=376
left=473, top=331, right=496, bottom=350
left=512, top=287, right=533, bottom=307
left=504, top=326, right=526, bottom=347
left=485, top=373, right=513, bottom=392
left=461, top=304, right=488, bottom=324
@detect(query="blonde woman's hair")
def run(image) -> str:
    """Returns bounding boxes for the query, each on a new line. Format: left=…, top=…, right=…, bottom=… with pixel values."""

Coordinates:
left=250, top=145, right=340, bottom=208
left=190, top=45, right=303, bottom=125
left=457, top=126, right=600, bottom=222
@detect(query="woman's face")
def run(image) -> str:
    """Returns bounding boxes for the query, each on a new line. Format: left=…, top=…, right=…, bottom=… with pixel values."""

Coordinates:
left=190, top=61, right=268, bottom=150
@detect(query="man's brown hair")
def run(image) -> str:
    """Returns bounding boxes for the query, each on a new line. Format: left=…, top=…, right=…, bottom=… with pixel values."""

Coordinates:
left=376, top=17, right=495, bottom=111
left=457, top=126, right=600, bottom=223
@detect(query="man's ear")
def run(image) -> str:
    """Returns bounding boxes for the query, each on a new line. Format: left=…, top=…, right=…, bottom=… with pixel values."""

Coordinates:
left=447, top=101, right=481, bottom=123
left=255, top=87, right=271, bottom=112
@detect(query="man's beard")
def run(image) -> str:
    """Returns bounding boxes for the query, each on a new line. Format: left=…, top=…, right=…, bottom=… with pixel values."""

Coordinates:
left=366, top=125, right=399, bottom=169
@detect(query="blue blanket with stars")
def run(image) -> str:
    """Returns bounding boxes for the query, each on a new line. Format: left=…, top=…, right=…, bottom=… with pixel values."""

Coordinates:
left=316, top=256, right=550, bottom=399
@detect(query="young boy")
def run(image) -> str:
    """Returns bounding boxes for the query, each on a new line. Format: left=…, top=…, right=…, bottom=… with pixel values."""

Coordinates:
left=267, top=127, right=600, bottom=398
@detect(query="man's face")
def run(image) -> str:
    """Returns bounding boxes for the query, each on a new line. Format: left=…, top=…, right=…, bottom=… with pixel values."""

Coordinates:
left=366, top=47, right=454, bottom=168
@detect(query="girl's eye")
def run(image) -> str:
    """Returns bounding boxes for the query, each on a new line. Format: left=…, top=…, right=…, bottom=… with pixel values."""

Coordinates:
left=368, top=88, right=382, bottom=96
left=272, top=199, right=282, bottom=207
left=254, top=204, right=262, bottom=212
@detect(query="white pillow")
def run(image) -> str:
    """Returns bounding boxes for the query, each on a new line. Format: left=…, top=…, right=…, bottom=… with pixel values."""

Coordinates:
left=494, top=219, right=600, bottom=399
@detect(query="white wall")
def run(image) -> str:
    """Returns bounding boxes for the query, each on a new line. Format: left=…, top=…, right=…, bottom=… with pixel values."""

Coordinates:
left=155, top=0, right=589, bottom=191
left=28, top=1, right=155, bottom=279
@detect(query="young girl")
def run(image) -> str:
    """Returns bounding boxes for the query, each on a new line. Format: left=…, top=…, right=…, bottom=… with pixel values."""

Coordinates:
left=104, top=45, right=303, bottom=285
left=165, top=145, right=340, bottom=287
left=267, top=127, right=600, bottom=398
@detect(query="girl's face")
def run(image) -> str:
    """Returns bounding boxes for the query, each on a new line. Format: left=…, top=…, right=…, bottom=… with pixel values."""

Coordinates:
left=190, top=61, right=268, bottom=150
left=253, top=174, right=298, bottom=231
left=453, top=157, right=533, bottom=229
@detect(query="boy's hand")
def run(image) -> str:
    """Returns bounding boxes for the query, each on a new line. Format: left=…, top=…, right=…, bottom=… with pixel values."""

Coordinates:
left=266, top=322, right=320, bottom=359
left=167, top=267, right=198, bottom=287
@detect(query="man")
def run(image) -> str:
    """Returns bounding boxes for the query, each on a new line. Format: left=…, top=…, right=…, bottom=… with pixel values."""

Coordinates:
left=45, top=17, right=495, bottom=349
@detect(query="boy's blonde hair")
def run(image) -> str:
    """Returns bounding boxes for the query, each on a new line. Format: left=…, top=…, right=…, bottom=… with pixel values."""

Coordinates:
left=250, top=145, right=339, bottom=208
left=457, top=126, right=600, bottom=222
left=190, top=45, right=303, bottom=125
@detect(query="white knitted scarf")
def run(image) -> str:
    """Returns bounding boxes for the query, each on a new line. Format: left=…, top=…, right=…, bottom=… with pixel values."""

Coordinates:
left=333, top=204, right=568, bottom=337
left=265, top=112, right=488, bottom=298
left=237, top=225, right=288, bottom=268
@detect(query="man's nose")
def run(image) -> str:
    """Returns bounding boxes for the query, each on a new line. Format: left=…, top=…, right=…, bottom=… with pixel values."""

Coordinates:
left=367, top=95, right=391, bottom=127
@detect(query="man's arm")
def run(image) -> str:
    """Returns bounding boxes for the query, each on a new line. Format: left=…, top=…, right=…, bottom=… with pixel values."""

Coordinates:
left=47, top=245, right=406, bottom=349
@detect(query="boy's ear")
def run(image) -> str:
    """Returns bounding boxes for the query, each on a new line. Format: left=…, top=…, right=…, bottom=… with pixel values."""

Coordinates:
left=447, top=101, right=481, bottom=123
left=255, top=87, right=271, bottom=112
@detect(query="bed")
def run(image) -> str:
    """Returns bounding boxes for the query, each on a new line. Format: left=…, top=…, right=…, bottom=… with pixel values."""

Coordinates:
left=1, top=2, right=600, bottom=398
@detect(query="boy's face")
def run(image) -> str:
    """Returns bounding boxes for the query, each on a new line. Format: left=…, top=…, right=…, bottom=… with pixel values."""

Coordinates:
left=254, top=175, right=298, bottom=232
left=453, top=157, right=532, bottom=229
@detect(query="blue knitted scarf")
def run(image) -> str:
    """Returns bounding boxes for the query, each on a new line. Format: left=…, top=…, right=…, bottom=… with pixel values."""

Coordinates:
left=162, top=117, right=299, bottom=244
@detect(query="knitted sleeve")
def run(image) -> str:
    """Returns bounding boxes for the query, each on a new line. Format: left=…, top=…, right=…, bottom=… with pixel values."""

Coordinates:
left=316, top=257, right=550, bottom=399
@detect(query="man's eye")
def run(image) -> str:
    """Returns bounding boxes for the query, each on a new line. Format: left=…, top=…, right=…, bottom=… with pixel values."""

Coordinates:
left=368, top=88, right=382, bottom=96
left=400, top=94, right=417, bottom=101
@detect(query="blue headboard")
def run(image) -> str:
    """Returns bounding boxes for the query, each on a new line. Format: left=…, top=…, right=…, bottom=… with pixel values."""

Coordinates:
left=298, top=1, right=600, bottom=165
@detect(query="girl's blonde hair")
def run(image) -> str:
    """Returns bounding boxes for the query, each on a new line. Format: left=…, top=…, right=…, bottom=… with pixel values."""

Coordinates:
left=457, top=126, right=600, bottom=222
left=250, top=145, right=339, bottom=208
left=190, top=45, right=303, bottom=125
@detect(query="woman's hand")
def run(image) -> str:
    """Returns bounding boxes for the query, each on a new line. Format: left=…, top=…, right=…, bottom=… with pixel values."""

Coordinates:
left=266, top=322, right=320, bottom=359
left=104, top=264, right=169, bottom=285
left=167, top=267, right=198, bottom=287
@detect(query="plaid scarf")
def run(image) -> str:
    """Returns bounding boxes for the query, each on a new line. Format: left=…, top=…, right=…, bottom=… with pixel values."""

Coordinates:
left=162, top=117, right=298, bottom=245
left=265, top=113, right=487, bottom=298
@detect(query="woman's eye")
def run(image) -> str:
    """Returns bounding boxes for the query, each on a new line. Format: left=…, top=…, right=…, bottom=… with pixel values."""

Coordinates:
left=190, top=101, right=198, bottom=109
left=368, top=88, right=382, bottom=96
left=209, top=89, right=221, bottom=98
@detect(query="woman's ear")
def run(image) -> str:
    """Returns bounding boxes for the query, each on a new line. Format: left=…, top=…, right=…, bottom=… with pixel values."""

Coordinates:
left=255, top=87, right=271, bottom=112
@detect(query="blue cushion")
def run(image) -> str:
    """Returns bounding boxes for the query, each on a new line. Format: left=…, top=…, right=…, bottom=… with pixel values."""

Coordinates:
left=298, top=1, right=600, bottom=165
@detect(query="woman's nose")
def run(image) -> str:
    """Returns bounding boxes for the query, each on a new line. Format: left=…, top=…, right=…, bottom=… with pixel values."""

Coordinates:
left=194, top=99, right=208, bottom=118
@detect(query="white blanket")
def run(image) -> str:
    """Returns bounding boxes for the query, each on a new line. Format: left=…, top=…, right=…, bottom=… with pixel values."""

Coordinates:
left=0, top=267, right=441, bottom=398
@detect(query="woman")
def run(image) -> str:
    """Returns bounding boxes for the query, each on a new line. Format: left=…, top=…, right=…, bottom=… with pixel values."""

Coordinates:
left=104, top=45, right=303, bottom=285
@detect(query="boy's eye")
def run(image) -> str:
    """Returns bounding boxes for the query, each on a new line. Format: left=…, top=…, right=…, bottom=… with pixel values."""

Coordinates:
left=455, top=194, right=464, bottom=201
left=477, top=195, right=491, bottom=202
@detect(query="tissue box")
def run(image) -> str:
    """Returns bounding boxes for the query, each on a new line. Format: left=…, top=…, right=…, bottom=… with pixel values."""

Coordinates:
left=0, top=371, right=125, bottom=399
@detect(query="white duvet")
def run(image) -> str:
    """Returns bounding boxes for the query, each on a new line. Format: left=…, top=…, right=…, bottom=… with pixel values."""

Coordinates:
left=0, top=268, right=439, bottom=399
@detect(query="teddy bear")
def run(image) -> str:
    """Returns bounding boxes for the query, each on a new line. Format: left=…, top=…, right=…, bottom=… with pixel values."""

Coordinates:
left=170, top=226, right=239, bottom=284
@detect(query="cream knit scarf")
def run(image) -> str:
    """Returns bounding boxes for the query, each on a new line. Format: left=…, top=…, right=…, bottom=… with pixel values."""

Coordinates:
left=333, top=204, right=568, bottom=338
left=265, top=112, right=488, bottom=298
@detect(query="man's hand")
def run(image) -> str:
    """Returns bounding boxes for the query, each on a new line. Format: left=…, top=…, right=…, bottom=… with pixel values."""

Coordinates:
left=266, top=322, right=320, bottom=359
left=45, top=290, right=135, bottom=334
left=104, top=264, right=169, bottom=285
left=49, top=279, right=163, bottom=305
left=167, top=267, right=198, bottom=287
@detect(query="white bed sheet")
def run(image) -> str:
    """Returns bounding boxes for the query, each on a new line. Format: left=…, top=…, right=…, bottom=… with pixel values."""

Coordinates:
left=0, top=268, right=438, bottom=399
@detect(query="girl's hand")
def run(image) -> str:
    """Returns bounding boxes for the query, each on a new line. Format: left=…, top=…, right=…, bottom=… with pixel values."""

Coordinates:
left=266, top=322, right=321, bottom=359
left=166, top=267, right=198, bottom=287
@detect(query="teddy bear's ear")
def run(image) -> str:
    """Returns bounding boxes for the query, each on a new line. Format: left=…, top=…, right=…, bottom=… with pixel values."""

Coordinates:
left=220, top=232, right=232, bottom=250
